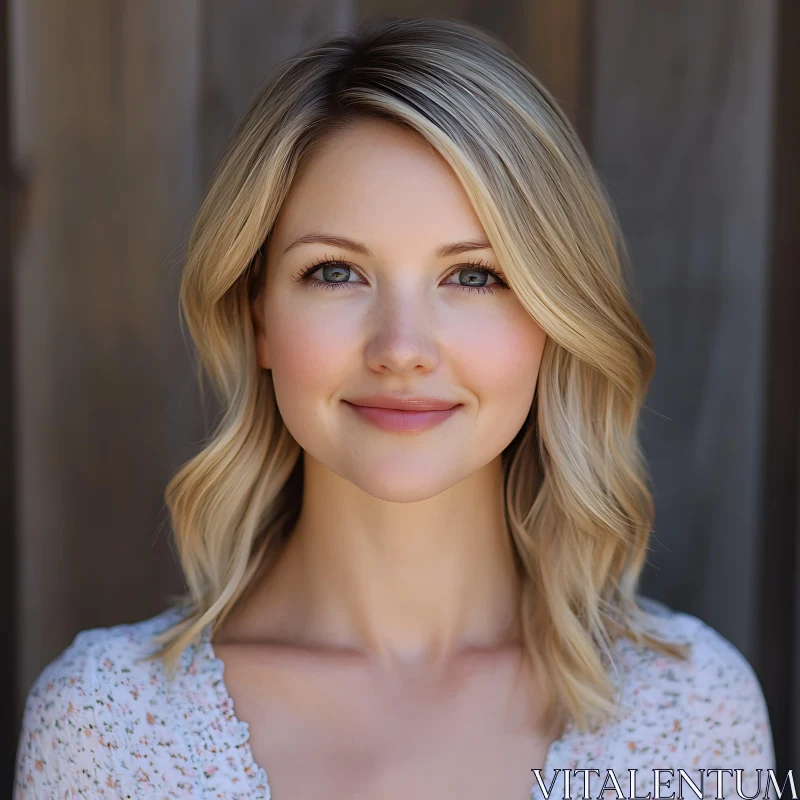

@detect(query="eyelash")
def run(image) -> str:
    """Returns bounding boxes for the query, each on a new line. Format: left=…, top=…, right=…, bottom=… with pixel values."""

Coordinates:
left=293, top=254, right=509, bottom=295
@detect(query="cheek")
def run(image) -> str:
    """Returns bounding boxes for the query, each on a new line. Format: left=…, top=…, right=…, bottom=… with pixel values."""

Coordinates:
left=265, top=298, right=360, bottom=396
left=451, top=306, right=546, bottom=402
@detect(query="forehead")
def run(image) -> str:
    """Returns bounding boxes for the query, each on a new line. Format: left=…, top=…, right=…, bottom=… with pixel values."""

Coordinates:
left=270, top=119, right=487, bottom=256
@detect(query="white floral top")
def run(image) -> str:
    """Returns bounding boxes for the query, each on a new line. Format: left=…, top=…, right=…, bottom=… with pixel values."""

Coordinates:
left=14, top=597, right=775, bottom=799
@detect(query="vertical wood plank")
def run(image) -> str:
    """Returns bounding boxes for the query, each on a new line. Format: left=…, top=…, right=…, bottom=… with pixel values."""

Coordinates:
left=201, top=0, right=356, bottom=181
left=12, top=0, right=201, bottom=713
left=1, top=0, right=14, bottom=787
left=358, top=0, right=469, bottom=21
left=758, top=0, right=800, bottom=771
left=590, top=0, right=776, bottom=670
left=519, top=0, right=592, bottom=141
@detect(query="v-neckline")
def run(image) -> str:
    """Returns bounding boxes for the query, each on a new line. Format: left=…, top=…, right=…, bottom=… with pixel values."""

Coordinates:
left=198, top=624, right=582, bottom=799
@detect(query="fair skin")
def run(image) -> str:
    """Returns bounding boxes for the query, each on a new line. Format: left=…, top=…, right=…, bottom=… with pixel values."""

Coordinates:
left=213, top=117, right=556, bottom=799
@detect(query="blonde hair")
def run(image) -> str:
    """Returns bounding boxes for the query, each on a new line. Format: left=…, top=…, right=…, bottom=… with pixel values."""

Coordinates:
left=151, top=15, right=687, bottom=734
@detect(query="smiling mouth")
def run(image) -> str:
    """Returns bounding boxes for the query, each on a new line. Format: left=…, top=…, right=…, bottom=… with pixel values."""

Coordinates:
left=342, top=400, right=461, bottom=433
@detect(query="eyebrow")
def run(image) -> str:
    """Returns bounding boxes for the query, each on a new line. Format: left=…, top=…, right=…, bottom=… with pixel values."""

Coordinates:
left=282, top=233, right=493, bottom=259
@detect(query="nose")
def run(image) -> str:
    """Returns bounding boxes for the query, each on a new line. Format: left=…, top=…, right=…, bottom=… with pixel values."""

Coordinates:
left=364, top=290, right=440, bottom=376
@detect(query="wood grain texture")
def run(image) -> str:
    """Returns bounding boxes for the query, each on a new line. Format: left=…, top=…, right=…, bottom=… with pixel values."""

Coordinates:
left=590, top=0, right=777, bottom=661
left=1, top=0, right=14, bottom=787
left=12, top=0, right=202, bottom=713
left=519, top=0, right=591, bottom=140
left=200, top=0, right=356, bottom=179
left=758, top=0, right=800, bottom=772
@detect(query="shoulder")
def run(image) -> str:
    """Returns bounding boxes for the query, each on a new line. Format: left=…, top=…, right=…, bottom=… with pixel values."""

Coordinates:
left=610, top=596, right=775, bottom=771
left=14, top=607, right=190, bottom=798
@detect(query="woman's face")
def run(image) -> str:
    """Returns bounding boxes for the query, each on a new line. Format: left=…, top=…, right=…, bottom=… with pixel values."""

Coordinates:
left=253, top=118, right=547, bottom=502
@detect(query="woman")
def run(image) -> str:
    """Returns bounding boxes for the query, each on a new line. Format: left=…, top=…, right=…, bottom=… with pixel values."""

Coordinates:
left=15, top=16, right=774, bottom=800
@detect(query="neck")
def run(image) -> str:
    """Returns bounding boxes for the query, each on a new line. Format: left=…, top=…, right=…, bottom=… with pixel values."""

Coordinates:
left=220, top=452, right=524, bottom=672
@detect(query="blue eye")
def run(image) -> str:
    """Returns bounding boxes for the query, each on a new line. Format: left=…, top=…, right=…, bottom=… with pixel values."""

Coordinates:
left=295, top=258, right=361, bottom=291
left=443, top=265, right=506, bottom=293
left=295, top=255, right=509, bottom=294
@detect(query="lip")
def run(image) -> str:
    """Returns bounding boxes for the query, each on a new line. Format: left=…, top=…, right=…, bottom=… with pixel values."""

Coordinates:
left=346, top=395, right=458, bottom=411
left=343, top=396, right=461, bottom=433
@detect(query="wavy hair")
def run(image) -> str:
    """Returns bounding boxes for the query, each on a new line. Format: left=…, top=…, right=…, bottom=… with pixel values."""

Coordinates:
left=151, top=15, right=688, bottom=734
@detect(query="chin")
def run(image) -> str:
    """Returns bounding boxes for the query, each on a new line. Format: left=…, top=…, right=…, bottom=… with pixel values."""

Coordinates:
left=345, top=461, right=466, bottom=504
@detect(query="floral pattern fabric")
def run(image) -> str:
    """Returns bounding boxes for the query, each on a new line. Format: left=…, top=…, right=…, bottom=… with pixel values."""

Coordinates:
left=14, top=597, right=775, bottom=798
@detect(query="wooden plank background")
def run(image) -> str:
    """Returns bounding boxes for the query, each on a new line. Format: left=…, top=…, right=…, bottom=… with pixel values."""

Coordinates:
left=591, top=0, right=775, bottom=671
left=12, top=0, right=202, bottom=711
left=759, top=0, right=800, bottom=772
left=7, top=0, right=796, bottom=783
left=1, top=0, right=14, bottom=787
